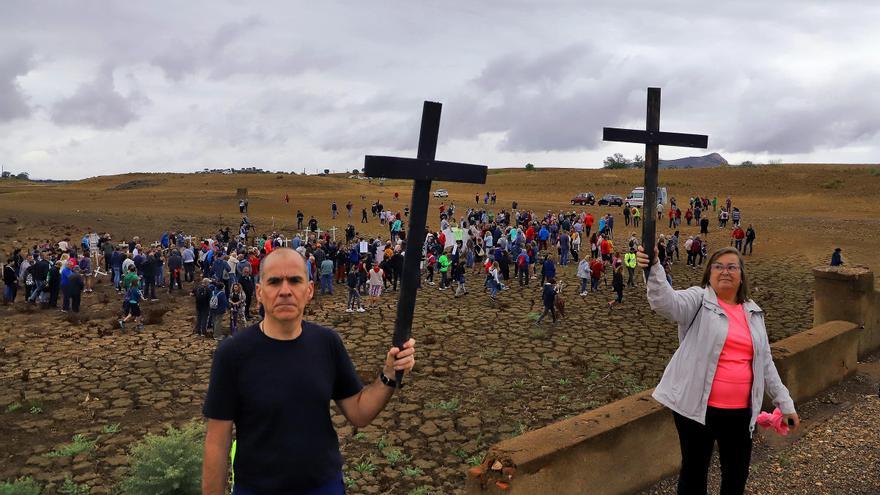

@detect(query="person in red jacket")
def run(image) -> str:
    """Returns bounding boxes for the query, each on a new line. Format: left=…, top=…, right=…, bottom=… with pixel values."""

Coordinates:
left=584, top=213, right=595, bottom=236
left=731, top=226, right=746, bottom=252
left=589, top=256, right=605, bottom=292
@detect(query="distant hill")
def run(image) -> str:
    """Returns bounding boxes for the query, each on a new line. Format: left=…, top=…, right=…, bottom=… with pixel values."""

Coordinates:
left=659, top=153, right=728, bottom=169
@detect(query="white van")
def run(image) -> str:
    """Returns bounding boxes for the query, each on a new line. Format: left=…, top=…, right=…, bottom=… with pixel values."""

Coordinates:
left=626, top=187, right=667, bottom=208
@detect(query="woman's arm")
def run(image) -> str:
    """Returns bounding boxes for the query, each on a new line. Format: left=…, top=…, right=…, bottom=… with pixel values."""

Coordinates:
left=638, top=247, right=704, bottom=325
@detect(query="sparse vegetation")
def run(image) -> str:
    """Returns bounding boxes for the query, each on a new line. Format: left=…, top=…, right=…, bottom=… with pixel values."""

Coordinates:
left=820, top=178, right=844, bottom=189
left=46, top=434, right=96, bottom=458
left=0, top=477, right=42, bottom=495
left=353, top=457, right=376, bottom=474
left=5, top=402, right=22, bottom=413
left=402, top=466, right=424, bottom=477
left=119, top=421, right=204, bottom=495
left=59, top=478, right=90, bottom=495
left=427, top=398, right=460, bottom=411
left=352, top=432, right=367, bottom=441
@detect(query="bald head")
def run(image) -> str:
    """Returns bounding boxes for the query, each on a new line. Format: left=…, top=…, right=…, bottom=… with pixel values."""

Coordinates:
left=259, top=247, right=309, bottom=279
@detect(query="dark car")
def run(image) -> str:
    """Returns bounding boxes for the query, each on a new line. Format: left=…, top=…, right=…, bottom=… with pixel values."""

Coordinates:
left=598, top=194, right=624, bottom=206
left=570, top=192, right=596, bottom=205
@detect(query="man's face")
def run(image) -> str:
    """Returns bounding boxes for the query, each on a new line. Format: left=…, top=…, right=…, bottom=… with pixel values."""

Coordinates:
left=256, top=250, right=313, bottom=323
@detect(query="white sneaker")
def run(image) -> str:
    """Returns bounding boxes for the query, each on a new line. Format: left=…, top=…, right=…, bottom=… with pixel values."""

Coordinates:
left=345, top=308, right=353, bottom=313
left=357, top=307, right=366, bottom=312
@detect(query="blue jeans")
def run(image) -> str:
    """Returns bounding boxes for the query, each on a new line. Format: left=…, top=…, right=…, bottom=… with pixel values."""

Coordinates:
left=232, top=472, right=345, bottom=495
left=489, top=279, right=499, bottom=298
left=28, top=280, right=47, bottom=303
left=4, top=284, right=17, bottom=303
left=320, top=274, right=333, bottom=295
left=113, top=267, right=121, bottom=289
left=560, top=248, right=569, bottom=265
left=579, top=277, right=588, bottom=293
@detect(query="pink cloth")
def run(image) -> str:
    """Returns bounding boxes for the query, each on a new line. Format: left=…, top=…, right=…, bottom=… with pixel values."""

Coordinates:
left=708, top=300, right=754, bottom=408
left=757, top=408, right=790, bottom=435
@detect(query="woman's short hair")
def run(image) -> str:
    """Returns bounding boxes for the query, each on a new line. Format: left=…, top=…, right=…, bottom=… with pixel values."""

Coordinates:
left=700, top=247, right=751, bottom=304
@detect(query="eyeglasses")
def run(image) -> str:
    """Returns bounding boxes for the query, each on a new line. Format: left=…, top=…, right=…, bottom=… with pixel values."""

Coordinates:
left=711, top=263, right=741, bottom=273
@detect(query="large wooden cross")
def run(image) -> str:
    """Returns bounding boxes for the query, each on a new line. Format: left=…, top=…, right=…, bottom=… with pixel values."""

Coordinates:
left=603, top=87, right=708, bottom=275
left=365, top=101, right=487, bottom=387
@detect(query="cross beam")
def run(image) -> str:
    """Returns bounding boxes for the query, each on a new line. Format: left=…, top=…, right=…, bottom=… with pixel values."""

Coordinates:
left=364, top=101, right=487, bottom=387
left=603, top=87, right=708, bottom=275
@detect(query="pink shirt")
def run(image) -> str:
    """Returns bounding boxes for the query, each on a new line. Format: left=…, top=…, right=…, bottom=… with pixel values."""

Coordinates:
left=707, top=300, right=754, bottom=409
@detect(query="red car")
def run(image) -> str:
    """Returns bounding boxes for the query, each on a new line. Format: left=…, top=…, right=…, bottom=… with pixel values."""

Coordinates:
left=570, top=192, right=596, bottom=205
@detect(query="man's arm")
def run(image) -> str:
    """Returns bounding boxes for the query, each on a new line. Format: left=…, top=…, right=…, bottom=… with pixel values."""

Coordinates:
left=336, top=339, right=415, bottom=428
left=202, top=419, right=233, bottom=495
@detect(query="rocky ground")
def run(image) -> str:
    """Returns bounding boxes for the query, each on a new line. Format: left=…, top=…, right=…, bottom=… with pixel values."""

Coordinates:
left=641, top=354, right=880, bottom=495
left=0, top=252, right=814, bottom=494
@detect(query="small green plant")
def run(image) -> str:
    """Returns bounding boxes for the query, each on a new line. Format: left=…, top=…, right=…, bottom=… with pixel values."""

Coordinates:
left=586, top=370, right=599, bottom=382
left=466, top=454, right=483, bottom=466
left=352, top=432, right=367, bottom=441
left=353, top=458, right=376, bottom=474
left=512, top=378, right=526, bottom=388
left=402, top=466, right=424, bottom=477
left=5, top=402, right=22, bottom=413
left=559, top=395, right=569, bottom=403
left=102, top=423, right=121, bottom=434
left=375, top=436, right=389, bottom=452
left=427, top=398, right=459, bottom=411
left=515, top=422, right=527, bottom=435
left=0, top=476, right=42, bottom=495
left=558, top=378, right=571, bottom=386
left=119, top=421, right=204, bottom=495
left=59, top=478, right=90, bottom=495
left=344, top=477, right=357, bottom=490
left=384, top=448, right=411, bottom=465
left=526, top=311, right=541, bottom=321
left=605, top=353, right=621, bottom=365
left=452, top=448, right=468, bottom=460
left=46, top=434, right=96, bottom=458
left=408, top=486, right=430, bottom=495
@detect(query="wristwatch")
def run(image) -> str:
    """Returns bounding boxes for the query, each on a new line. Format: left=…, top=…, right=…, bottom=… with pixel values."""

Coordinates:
left=379, top=370, right=403, bottom=389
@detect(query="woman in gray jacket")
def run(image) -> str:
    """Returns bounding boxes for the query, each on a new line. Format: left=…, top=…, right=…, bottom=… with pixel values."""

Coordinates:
left=637, top=246, right=799, bottom=495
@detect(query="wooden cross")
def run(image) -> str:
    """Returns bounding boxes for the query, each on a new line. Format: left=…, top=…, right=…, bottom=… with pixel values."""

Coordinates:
left=329, top=226, right=339, bottom=242
left=365, top=100, right=487, bottom=387
left=603, top=87, right=708, bottom=275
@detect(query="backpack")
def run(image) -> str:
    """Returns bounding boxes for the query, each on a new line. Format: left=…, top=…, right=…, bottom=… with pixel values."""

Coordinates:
left=209, top=290, right=219, bottom=310
left=517, top=254, right=527, bottom=269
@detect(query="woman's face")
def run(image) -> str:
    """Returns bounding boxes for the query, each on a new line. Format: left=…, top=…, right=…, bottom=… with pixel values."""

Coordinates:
left=709, top=253, right=742, bottom=296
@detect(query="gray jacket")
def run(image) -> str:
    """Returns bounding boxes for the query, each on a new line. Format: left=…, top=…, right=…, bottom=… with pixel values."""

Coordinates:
left=647, top=263, right=795, bottom=433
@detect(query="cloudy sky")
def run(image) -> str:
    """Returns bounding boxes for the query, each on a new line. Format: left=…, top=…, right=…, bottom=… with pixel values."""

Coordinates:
left=1, top=1, right=878, bottom=180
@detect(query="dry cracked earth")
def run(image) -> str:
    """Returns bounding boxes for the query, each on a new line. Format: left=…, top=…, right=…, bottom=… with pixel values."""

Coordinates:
left=0, top=245, right=814, bottom=494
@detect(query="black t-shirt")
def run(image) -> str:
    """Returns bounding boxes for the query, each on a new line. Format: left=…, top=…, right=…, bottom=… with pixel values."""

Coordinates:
left=203, top=322, right=363, bottom=493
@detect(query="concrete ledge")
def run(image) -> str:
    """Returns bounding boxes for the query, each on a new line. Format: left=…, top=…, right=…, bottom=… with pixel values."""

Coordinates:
left=465, top=389, right=679, bottom=495
left=466, top=320, right=865, bottom=495
left=770, top=320, right=860, bottom=404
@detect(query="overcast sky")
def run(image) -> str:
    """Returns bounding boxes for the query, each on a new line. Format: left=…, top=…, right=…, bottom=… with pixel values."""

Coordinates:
left=2, top=1, right=878, bottom=180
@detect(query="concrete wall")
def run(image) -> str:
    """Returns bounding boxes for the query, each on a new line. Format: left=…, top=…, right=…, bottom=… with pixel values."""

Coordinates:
left=466, top=266, right=878, bottom=495
left=813, top=265, right=879, bottom=358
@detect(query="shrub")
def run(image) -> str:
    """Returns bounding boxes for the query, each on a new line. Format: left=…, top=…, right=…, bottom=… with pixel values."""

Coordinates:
left=59, top=478, right=89, bottom=495
left=524, top=163, right=535, bottom=171
left=870, top=167, right=880, bottom=177
left=119, top=421, right=205, bottom=495
left=0, top=477, right=42, bottom=495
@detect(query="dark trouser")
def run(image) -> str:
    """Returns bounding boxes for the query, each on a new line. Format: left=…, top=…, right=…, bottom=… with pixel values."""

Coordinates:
left=734, top=239, right=743, bottom=252
left=614, top=288, right=623, bottom=303
left=195, top=308, right=209, bottom=334
left=744, top=239, right=754, bottom=255
left=48, top=286, right=59, bottom=307
left=347, top=289, right=361, bottom=309
left=62, top=285, right=71, bottom=310
left=537, top=305, right=556, bottom=323
left=70, top=291, right=81, bottom=312
left=627, top=267, right=636, bottom=287
left=519, top=268, right=529, bottom=286
left=184, top=262, right=195, bottom=282
left=440, top=271, right=448, bottom=288
left=3, top=284, right=16, bottom=303
left=390, top=270, right=399, bottom=290
left=579, top=277, right=588, bottom=293
left=687, top=252, right=695, bottom=266
left=168, top=270, right=182, bottom=291
left=244, top=291, right=253, bottom=317
left=591, top=277, right=600, bottom=291
left=144, top=277, right=156, bottom=299
left=672, top=407, right=752, bottom=495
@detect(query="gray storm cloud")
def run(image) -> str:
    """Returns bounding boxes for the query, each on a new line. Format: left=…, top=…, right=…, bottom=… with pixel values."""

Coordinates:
left=50, top=66, right=147, bottom=129
left=0, top=47, right=34, bottom=122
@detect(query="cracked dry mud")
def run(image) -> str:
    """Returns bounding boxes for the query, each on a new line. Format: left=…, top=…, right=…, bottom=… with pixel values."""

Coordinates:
left=0, top=254, right=813, bottom=494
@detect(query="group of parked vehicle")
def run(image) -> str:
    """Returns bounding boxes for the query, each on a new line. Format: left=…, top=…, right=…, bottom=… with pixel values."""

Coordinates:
left=570, top=187, right=669, bottom=208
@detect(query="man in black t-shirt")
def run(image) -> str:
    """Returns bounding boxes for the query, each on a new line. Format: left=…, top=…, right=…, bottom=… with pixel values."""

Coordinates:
left=202, top=248, right=416, bottom=495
